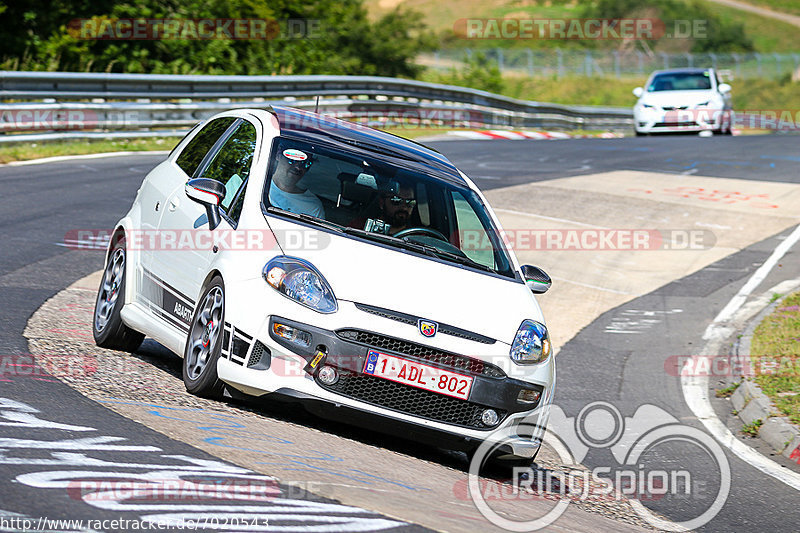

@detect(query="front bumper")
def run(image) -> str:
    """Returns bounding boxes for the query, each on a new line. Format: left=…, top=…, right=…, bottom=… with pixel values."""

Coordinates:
left=634, top=108, right=724, bottom=133
left=269, top=316, right=545, bottom=430
left=216, top=311, right=553, bottom=458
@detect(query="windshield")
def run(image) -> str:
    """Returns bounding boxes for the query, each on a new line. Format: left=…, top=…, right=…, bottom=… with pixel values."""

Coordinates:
left=647, top=72, right=712, bottom=91
left=262, top=136, right=515, bottom=278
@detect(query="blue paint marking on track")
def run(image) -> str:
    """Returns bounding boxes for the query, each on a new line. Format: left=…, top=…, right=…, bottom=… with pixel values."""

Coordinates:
left=256, top=460, right=432, bottom=491
left=99, top=399, right=206, bottom=411
left=203, top=436, right=342, bottom=461
left=258, top=459, right=379, bottom=485
left=99, top=398, right=433, bottom=493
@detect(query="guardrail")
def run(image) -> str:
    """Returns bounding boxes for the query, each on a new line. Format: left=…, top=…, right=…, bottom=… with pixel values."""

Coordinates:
left=0, top=71, right=633, bottom=143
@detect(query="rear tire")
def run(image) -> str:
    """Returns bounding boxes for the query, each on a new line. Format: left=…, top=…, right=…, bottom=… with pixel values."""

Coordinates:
left=183, top=276, right=226, bottom=398
left=93, top=240, right=144, bottom=352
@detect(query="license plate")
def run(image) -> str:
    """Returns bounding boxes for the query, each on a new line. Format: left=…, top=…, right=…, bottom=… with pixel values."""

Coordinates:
left=362, top=350, right=473, bottom=400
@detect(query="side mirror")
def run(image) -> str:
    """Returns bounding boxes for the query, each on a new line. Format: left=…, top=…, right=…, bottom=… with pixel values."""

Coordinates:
left=718, top=83, right=731, bottom=94
left=521, top=265, right=551, bottom=294
left=185, top=178, right=225, bottom=230
left=632, top=87, right=644, bottom=98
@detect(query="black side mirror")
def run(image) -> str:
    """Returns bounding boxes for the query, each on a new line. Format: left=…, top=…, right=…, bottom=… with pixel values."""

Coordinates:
left=521, top=265, right=551, bottom=294
left=185, top=178, right=226, bottom=230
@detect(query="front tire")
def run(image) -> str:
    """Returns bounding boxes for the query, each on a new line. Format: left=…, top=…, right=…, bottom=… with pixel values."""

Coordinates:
left=183, top=276, right=226, bottom=398
left=93, top=240, right=144, bottom=352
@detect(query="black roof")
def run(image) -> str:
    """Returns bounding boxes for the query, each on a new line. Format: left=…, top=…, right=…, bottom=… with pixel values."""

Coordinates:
left=270, top=105, right=466, bottom=186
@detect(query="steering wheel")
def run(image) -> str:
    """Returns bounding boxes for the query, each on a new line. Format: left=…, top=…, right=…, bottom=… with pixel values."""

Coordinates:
left=393, top=227, right=449, bottom=242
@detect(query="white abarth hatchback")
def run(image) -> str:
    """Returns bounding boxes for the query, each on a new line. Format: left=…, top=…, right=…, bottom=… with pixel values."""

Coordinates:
left=93, top=106, right=555, bottom=462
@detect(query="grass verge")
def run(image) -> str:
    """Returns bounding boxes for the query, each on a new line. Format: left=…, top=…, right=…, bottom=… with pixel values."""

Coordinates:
left=750, top=291, right=800, bottom=426
left=0, top=126, right=621, bottom=164
left=0, top=137, right=179, bottom=164
left=716, top=381, right=741, bottom=398
left=742, top=418, right=764, bottom=437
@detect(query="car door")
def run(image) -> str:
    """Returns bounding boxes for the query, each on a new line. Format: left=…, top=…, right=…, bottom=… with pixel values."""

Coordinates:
left=145, top=117, right=257, bottom=333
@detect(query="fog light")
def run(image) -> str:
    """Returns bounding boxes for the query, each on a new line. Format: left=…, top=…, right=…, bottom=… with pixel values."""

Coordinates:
left=517, top=389, right=542, bottom=405
left=272, top=322, right=311, bottom=348
left=318, top=365, right=338, bottom=385
left=481, top=409, right=499, bottom=426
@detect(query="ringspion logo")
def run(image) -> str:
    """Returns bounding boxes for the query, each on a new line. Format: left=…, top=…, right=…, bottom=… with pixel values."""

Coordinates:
left=467, top=402, right=730, bottom=531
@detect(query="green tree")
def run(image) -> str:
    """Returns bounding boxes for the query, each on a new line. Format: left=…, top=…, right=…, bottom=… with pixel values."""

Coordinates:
left=0, top=0, right=431, bottom=76
left=433, top=52, right=505, bottom=94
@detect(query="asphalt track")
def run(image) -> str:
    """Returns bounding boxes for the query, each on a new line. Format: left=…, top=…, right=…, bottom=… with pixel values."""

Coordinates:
left=2, top=134, right=800, bottom=532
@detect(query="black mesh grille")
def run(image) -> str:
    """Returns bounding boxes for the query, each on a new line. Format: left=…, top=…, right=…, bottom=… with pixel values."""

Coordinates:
left=438, top=325, right=493, bottom=343
left=355, top=303, right=496, bottom=344
left=318, top=371, right=505, bottom=429
left=356, top=305, right=416, bottom=326
left=336, top=329, right=505, bottom=378
left=248, top=341, right=271, bottom=368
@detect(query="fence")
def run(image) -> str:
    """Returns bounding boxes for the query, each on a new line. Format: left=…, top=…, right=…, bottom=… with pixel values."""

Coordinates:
left=0, top=71, right=633, bottom=143
left=421, top=49, right=800, bottom=80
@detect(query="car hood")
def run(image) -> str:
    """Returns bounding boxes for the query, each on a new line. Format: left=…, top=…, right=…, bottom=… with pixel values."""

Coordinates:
left=267, top=217, right=544, bottom=344
left=638, top=90, right=718, bottom=108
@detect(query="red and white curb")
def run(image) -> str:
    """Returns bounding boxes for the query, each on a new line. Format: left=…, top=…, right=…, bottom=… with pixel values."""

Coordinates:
left=446, top=130, right=623, bottom=140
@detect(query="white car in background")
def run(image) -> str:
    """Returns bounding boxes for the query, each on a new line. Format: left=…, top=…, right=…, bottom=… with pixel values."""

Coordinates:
left=633, top=68, right=733, bottom=135
left=92, top=106, right=556, bottom=465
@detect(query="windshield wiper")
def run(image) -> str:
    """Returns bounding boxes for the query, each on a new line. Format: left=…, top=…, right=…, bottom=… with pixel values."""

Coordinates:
left=265, top=206, right=345, bottom=233
left=344, top=227, right=496, bottom=273
left=423, top=247, right=496, bottom=273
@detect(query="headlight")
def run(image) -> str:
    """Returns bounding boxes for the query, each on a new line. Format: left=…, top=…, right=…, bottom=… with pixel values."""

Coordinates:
left=509, top=320, right=551, bottom=365
left=262, top=257, right=338, bottom=313
left=694, top=101, right=710, bottom=108
left=641, top=103, right=654, bottom=109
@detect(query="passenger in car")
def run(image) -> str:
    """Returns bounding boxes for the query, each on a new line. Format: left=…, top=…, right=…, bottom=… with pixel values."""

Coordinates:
left=268, top=149, right=325, bottom=219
